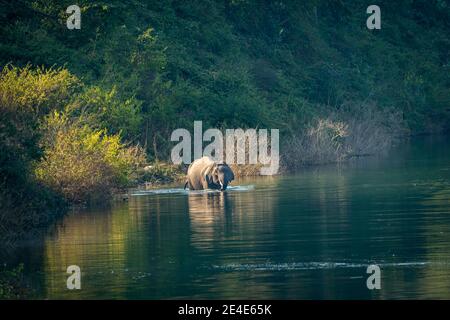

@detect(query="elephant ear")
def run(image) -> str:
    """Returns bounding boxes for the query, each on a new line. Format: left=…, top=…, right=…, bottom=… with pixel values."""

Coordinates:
left=221, top=163, right=234, bottom=181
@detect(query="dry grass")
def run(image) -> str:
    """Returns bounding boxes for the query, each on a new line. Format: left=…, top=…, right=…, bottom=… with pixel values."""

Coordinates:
left=229, top=163, right=263, bottom=178
left=283, top=102, right=407, bottom=170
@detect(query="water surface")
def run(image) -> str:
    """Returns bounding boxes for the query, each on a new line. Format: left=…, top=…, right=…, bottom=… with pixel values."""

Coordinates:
left=7, top=136, right=450, bottom=299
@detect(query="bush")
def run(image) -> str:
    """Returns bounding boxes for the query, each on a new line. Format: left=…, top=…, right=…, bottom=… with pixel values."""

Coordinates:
left=284, top=118, right=349, bottom=167
left=0, top=65, right=80, bottom=176
left=0, top=65, right=77, bottom=243
left=283, top=102, right=406, bottom=169
left=0, top=264, right=30, bottom=299
left=0, top=65, right=79, bottom=115
left=35, top=113, right=146, bottom=204
left=66, top=86, right=143, bottom=141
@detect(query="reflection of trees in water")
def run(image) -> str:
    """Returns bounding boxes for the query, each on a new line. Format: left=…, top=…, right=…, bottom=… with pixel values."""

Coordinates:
left=42, top=194, right=201, bottom=299
left=293, top=165, right=450, bottom=299
left=414, top=183, right=450, bottom=298
left=42, top=204, right=132, bottom=298
left=268, top=169, right=353, bottom=299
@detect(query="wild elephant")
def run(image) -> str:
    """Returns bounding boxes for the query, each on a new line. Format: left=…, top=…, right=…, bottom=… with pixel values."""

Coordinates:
left=184, top=156, right=235, bottom=191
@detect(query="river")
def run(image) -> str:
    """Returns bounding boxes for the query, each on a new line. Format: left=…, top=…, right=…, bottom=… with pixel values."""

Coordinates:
left=5, top=136, right=450, bottom=299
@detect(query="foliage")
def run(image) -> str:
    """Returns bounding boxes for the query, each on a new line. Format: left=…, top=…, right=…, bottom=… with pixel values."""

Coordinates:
left=0, top=64, right=146, bottom=244
left=66, top=86, right=143, bottom=141
left=0, top=264, right=30, bottom=299
left=36, top=113, right=146, bottom=203
left=0, top=65, right=80, bottom=172
left=0, top=65, right=79, bottom=115
left=0, top=0, right=448, bottom=299
left=0, top=66, right=76, bottom=244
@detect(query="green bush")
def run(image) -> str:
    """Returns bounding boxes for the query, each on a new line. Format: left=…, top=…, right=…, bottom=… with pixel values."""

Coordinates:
left=67, top=86, right=143, bottom=141
left=35, top=113, right=146, bottom=204
left=0, top=65, right=80, bottom=115
left=0, top=65, right=80, bottom=170
left=0, top=65, right=77, bottom=243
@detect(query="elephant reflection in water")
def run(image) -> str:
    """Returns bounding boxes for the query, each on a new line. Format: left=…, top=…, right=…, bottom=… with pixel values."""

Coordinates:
left=187, top=187, right=276, bottom=251
left=188, top=191, right=232, bottom=249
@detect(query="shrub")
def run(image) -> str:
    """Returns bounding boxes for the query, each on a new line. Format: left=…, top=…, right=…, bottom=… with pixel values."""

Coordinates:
left=283, top=102, right=406, bottom=169
left=0, top=65, right=77, bottom=243
left=66, top=86, right=143, bottom=141
left=35, top=113, right=146, bottom=204
left=0, top=65, right=80, bottom=115
left=283, top=118, right=349, bottom=167
left=0, top=65, right=80, bottom=175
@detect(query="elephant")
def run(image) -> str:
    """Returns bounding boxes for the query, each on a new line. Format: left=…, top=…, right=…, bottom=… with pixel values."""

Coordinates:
left=184, top=156, right=235, bottom=191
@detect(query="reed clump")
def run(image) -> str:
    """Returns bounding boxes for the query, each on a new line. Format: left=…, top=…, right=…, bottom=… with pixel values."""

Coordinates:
left=282, top=102, right=406, bottom=169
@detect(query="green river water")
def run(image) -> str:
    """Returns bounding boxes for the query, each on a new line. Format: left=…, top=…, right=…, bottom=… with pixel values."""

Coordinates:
left=6, top=136, right=450, bottom=299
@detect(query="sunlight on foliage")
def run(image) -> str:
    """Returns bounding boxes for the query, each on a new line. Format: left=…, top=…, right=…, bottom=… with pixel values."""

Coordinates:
left=35, top=112, right=146, bottom=203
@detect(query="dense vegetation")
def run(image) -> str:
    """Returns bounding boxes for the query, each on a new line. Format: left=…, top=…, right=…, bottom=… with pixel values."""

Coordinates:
left=0, top=264, right=30, bottom=299
left=2, top=1, right=448, bottom=150
left=0, top=1, right=449, bottom=251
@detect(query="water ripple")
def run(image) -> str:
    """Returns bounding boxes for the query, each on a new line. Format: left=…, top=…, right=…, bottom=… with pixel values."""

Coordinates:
left=129, top=185, right=254, bottom=196
left=211, top=261, right=445, bottom=271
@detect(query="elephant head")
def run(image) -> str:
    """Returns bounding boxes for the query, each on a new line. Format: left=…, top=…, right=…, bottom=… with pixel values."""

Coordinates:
left=204, top=163, right=234, bottom=191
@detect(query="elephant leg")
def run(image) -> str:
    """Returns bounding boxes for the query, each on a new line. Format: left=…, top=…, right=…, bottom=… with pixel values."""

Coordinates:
left=201, top=176, right=210, bottom=190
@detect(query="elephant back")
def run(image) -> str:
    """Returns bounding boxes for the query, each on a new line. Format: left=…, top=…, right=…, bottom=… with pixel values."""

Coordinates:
left=187, top=156, right=215, bottom=176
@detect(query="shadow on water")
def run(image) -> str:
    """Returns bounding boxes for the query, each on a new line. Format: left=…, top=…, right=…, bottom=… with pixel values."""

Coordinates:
left=4, top=135, right=450, bottom=299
